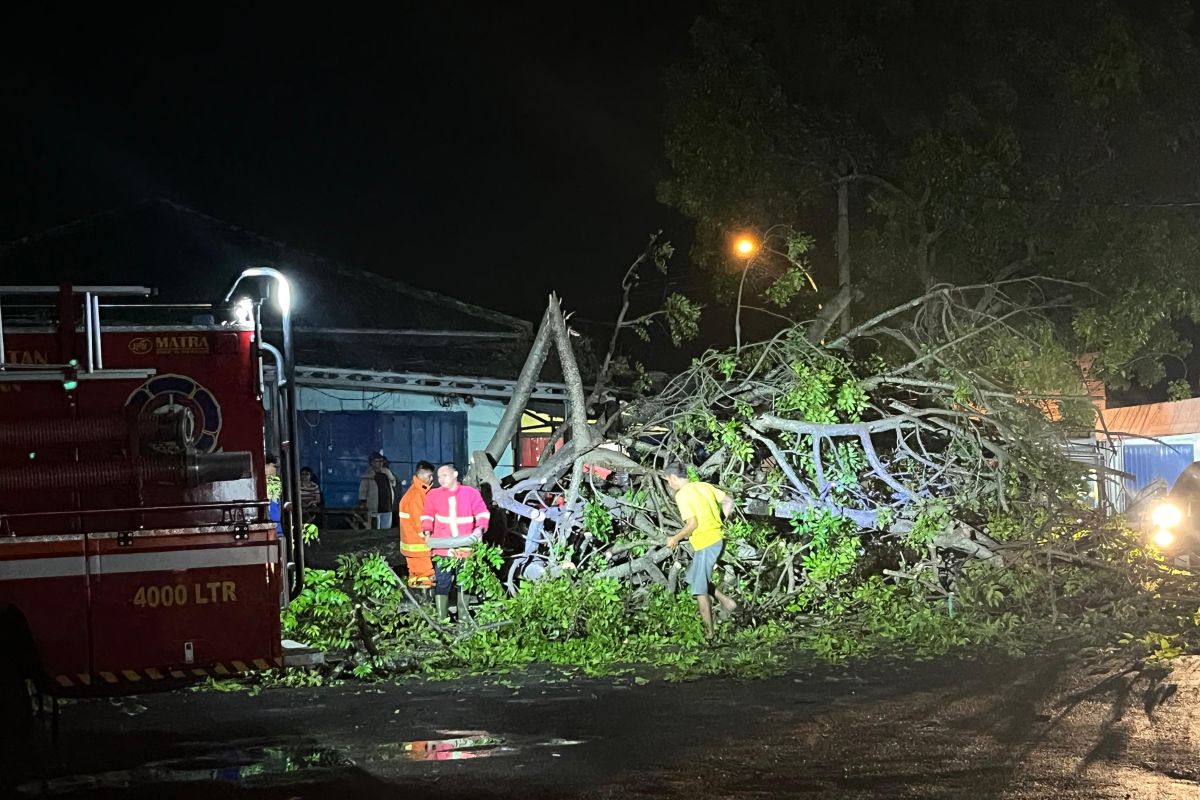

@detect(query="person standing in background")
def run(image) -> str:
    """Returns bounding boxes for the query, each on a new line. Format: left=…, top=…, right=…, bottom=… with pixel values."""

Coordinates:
left=299, top=466, right=322, bottom=526
left=358, top=452, right=397, bottom=529
left=265, top=455, right=282, bottom=534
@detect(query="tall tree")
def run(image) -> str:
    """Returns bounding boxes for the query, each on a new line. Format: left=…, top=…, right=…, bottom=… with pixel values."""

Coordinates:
left=662, top=0, right=1200, bottom=386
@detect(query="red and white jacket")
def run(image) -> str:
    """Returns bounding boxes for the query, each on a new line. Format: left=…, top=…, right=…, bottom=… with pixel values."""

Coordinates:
left=421, top=484, right=490, bottom=558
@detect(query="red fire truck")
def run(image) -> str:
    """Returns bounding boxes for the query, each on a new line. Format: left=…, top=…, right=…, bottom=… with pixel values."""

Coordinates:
left=0, top=268, right=306, bottom=731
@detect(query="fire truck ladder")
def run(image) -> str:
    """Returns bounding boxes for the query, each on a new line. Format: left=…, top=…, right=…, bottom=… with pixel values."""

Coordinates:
left=0, top=285, right=158, bottom=384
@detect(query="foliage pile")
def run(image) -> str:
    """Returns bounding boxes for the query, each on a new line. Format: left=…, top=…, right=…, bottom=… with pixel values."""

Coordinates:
left=270, top=504, right=1200, bottom=686
left=277, top=548, right=786, bottom=681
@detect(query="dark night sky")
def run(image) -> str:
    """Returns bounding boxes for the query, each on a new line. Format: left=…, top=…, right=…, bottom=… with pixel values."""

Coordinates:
left=1, top=6, right=703, bottom=321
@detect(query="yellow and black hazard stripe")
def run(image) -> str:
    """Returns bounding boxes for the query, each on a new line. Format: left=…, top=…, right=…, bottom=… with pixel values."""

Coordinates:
left=55, top=657, right=283, bottom=688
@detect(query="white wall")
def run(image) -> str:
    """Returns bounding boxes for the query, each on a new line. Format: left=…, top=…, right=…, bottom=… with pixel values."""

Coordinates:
left=295, top=387, right=515, bottom=475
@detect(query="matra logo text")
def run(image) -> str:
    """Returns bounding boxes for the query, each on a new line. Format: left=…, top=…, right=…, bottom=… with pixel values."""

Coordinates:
left=129, top=336, right=210, bottom=356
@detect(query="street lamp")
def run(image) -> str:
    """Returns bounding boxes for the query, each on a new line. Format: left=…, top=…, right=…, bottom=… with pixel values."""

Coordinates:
left=734, top=236, right=758, bottom=258
left=732, top=234, right=759, bottom=351
left=222, top=267, right=304, bottom=599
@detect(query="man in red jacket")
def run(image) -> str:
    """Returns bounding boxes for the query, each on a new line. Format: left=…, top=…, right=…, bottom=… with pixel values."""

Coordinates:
left=421, top=462, right=490, bottom=621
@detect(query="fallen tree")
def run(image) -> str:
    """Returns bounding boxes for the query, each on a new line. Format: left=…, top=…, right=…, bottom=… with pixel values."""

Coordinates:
left=269, top=275, right=1200, bottom=681
left=470, top=277, right=1107, bottom=604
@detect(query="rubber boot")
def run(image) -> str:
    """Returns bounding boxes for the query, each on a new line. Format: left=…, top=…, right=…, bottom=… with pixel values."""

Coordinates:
left=435, top=594, right=451, bottom=623
left=457, top=593, right=474, bottom=624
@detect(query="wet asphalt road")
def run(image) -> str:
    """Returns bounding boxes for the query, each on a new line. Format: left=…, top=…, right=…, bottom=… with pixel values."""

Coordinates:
left=4, top=652, right=1200, bottom=799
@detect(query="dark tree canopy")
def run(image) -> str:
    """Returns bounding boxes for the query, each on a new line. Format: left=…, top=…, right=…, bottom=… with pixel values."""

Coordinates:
left=661, top=0, right=1200, bottom=387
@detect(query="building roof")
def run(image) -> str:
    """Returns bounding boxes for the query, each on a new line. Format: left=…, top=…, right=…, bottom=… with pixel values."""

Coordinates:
left=0, top=199, right=562, bottom=384
left=1, top=198, right=528, bottom=335
left=1102, top=397, right=1200, bottom=438
left=295, top=331, right=537, bottom=381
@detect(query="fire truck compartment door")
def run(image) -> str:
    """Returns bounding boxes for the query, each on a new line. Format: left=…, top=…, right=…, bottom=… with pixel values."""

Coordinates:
left=87, top=525, right=282, bottom=677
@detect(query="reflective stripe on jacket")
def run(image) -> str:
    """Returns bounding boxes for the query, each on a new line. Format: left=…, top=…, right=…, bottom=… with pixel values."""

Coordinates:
left=399, top=477, right=431, bottom=554
left=421, top=484, right=491, bottom=558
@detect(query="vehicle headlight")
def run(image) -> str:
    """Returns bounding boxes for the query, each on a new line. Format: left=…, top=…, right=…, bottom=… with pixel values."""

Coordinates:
left=1151, top=502, right=1183, bottom=528
left=1154, top=528, right=1176, bottom=549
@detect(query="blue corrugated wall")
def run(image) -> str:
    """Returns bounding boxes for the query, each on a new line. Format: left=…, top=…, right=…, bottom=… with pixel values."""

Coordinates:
left=1123, top=442, right=1195, bottom=494
left=297, top=410, right=468, bottom=507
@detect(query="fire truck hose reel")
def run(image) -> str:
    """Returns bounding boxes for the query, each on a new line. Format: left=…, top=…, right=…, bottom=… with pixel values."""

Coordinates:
left=0, top=452, right=252, bottom=491
left=0, top=408, right=192, bottom=450
left=181, top=451, right=253, bottom=486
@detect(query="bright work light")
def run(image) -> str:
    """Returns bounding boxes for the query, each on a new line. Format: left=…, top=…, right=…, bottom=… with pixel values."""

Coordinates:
left=1152, top=502, right=1182, bottom=529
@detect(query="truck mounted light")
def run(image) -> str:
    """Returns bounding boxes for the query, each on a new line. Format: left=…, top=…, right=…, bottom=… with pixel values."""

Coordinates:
left=1151, top=502, right=1182, bottom=529
left=233, top=297, right=253, bottom=323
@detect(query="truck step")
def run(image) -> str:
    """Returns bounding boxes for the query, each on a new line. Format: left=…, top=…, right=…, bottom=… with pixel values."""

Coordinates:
left=281, top=639, right=325, bottom=667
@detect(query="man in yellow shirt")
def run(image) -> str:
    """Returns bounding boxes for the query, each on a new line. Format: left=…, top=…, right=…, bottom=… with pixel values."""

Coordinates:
left=664, top=462, right=738, bottom=637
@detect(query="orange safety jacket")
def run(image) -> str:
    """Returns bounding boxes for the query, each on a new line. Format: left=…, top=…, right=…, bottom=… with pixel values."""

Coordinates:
left=398, top=477, right=432, bottom=559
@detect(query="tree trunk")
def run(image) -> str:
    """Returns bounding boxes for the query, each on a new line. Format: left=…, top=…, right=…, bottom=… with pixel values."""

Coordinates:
left=548, top=295, right=593, bottom=539
left=807, top=285, right=857, bottom=346
left=837, top=165, right=852, bottom=331
left=916, top=232, right=932, bottom=290
left=476, top=303, right=554, bottom=480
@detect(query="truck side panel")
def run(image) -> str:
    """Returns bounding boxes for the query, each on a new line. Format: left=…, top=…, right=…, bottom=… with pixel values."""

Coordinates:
left=0, top=323, right=282, bottom=688
left=87, top=526, right=281, bottom=681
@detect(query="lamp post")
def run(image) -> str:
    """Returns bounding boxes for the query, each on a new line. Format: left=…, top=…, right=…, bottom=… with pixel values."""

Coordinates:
left=732, top=235, right=759, bottom=351
left=223, top=267, right=304, bottom=599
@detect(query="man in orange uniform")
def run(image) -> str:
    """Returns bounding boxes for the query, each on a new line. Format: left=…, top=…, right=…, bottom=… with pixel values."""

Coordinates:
left=397, top=461, right=436, bottom=589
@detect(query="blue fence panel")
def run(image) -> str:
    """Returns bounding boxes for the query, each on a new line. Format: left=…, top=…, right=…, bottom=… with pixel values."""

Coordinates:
left=297, top=410, right=468, bottom=508
left=308, top=412, right=380, bottom=508
left=1123, top=442, right=1195, bottom=494
left=385, top=411, right=469, bottom=488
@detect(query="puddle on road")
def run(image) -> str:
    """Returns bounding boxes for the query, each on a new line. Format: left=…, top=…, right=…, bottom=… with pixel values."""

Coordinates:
left=16, top=732, right=585, bottom=794
left=16, top=744, right=354, bottom=796
left=370, top=730, right=584, bottom=763
left=394, top=733, right=507, bottom=761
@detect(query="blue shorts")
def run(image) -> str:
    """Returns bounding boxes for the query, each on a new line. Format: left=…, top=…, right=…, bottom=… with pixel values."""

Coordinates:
left=686, top=542, right=723, bottom=595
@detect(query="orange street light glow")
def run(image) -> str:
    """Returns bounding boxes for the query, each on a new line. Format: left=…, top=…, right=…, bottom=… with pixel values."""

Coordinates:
left=734, top=236, right=757, bottom=257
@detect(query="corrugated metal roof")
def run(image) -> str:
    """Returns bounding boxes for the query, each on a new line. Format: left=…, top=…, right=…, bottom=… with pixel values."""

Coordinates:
left=1102, top=397, right=1200, bottom=438
left=0, top=198, right=553, bottom=382
left=295, top=332, right=563, bottom=382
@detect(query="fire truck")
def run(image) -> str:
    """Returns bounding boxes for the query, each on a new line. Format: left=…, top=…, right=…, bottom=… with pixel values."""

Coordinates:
left=0, top=268, right=306, bottom=731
